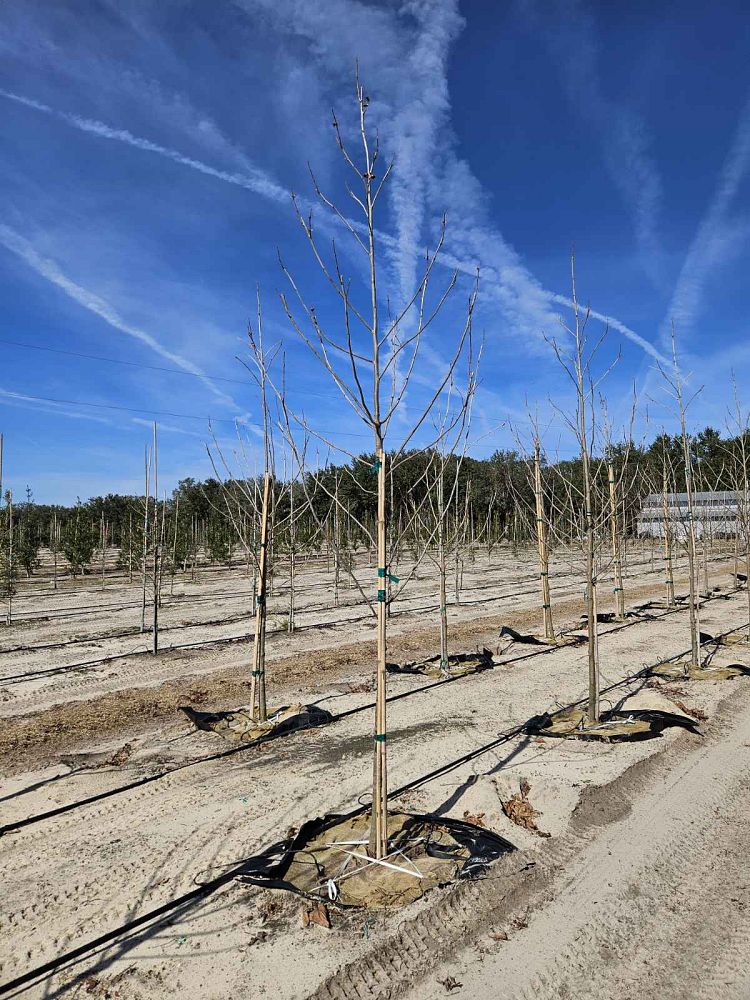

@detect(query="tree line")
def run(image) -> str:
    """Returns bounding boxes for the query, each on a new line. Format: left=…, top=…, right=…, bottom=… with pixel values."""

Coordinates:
left=0, top=423, right=744, bottom=587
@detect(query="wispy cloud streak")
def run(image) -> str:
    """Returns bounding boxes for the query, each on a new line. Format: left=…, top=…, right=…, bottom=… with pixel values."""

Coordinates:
left=385, top=0, right=463, bottom=304
left=0, top=89, right=288, bottom=205
left=518, top=0, right=664, bottom=283
left=0, top=84, right=666, bottom=367
left=0, top=388, right=112, bottom=424
left=660, top=91, right=750, bottom=345
left=0, top=223, right=238, bottom=409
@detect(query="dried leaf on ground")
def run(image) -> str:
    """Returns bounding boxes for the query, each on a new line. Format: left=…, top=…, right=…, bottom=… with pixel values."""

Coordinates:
left=257, top=896, right=283, bottom=925
left=107, top=742, right=136, bottom=766
left=462, top=810, right=486, bottom=828
left=500, top=779, right=551, bottom=837
left=301, top=902, right=331, bottom=929
left=675, top=700, right=708, bottom=721
left=344, top=681, right=373, bottom=693
left=438, top=975, right=463, bottom=992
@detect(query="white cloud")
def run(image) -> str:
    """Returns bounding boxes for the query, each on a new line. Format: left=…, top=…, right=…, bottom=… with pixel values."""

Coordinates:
left=660, top=92, right=750, bottom=346
left=0, top=223, right=239, bottom=410
left=516, top=0, right=664, bottom=283
left=0, top=18, right=668, bottom=377
left=0, top=388, right=112, bottom=424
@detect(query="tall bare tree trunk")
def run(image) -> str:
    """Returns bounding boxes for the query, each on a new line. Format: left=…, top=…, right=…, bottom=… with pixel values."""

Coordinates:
left=140, top=446, right=150, bottom=633
left=370, top=445, right=388, bottom=858
left=152, top=423, right=159, bottom=655
left=100, top=513, right=107, bottom=590
left=677, top=375, right=701, bottom=668
left=608, top=460, right=626, bottom=619
left=288, top=481, right=296, bottom=634
left=702, top=530, right=710, bottom=597
left=534, top=438, right=555, bottom=640
left=170, top=498, right=179, bottom=596
left=53, top=511, right=58, bottom=591
left=6, top=491, right=13, bottom=626
left=250, top=472, right=271, bottom=722
left=571, top=271, right=599, bottom=724
left=437, top=472, right=448, bottom=667
left=584, top=482, right=598, bottom=722
left=333, top=476, right=340, bottom=608
left=662, top=470, right=676, bottom=608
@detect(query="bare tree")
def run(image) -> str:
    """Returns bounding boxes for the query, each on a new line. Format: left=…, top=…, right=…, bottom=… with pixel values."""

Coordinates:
left=657, top=325, right=703, bottom=669
left=727, top=376, right=750, bottom=640
left=412, top=379, right=478, bottom=669
left=546, top=256, right=625, bottom=723
left=275, top=77, right=478, bottom=857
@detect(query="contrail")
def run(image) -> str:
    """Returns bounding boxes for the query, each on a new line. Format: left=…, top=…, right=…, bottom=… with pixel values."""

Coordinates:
left=660, top=91, right=750, bottom=346
left=0, top=89, right=288, bottom=205
left=1, top=88, right=666, bottom=365
left=0, top=223, right=239, bottom=410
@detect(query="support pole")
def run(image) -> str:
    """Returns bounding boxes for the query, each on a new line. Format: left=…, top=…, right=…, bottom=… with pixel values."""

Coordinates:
left=152, top=422, right=159, bottom=655
left=250, top=472, right=271, bottom=722
left=369, top=446, right=388, bottom=859
left=534, top=438, right=555, bottom=641
left=608, top=460, right=626, bottom=620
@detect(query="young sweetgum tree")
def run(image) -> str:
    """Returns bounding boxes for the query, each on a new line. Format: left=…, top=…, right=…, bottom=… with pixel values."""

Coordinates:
left=278, top=77, right=478, bottom=858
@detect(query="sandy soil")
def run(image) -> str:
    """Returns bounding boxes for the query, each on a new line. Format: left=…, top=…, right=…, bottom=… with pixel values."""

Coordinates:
left=0, top=540, right=729, bottom=721
left=1, top=543, right=748, bottom=999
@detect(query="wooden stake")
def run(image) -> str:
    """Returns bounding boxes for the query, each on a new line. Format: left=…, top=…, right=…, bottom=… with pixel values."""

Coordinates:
left=608, top=460, right=626, bottom=620
left=250, top=471, right=271, bottom=722
left=534, top=438, right=555, bottom=641
left=662, top=469, right=676, bottom=608
left=369, top=446, right=388, bottom=859
left=152, top=422, right=159, bottom=655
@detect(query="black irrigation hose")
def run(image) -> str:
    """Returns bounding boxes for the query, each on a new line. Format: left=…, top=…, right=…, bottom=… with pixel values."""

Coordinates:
left=3, top=546, right=696, bottom=645
left=2, top=614, right=747, bottom=999
left=0, top=859, right=257, bottom=998
left=0, top=607, right=260, bottom=665
left=0, top=564, right=704, bottom=685
left=1, top=661, right=505, bottom=836
left=1, top=586, right=739, bottom=836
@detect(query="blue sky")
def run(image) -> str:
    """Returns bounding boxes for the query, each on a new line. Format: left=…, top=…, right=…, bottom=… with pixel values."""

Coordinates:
left=1, top=0, right=749, bottom=503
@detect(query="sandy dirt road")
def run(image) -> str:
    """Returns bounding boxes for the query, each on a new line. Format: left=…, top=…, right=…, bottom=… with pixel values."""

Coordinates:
left=408, top=679, right=750, bottom=1000
left=1, top=581, right=749, bottom=1000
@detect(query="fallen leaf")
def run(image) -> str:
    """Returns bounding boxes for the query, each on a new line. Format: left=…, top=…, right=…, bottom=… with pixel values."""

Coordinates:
left=674, top=700, right=708, bottom=722
left=106, top=742, right=135, bottom=766
left=438, top=975, right=463, bottom=992
left=301, top=902, right=331, bottom=929
left=462, top=810, right=486, bottom=828
left=501, top=780, right=550, bottom=837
